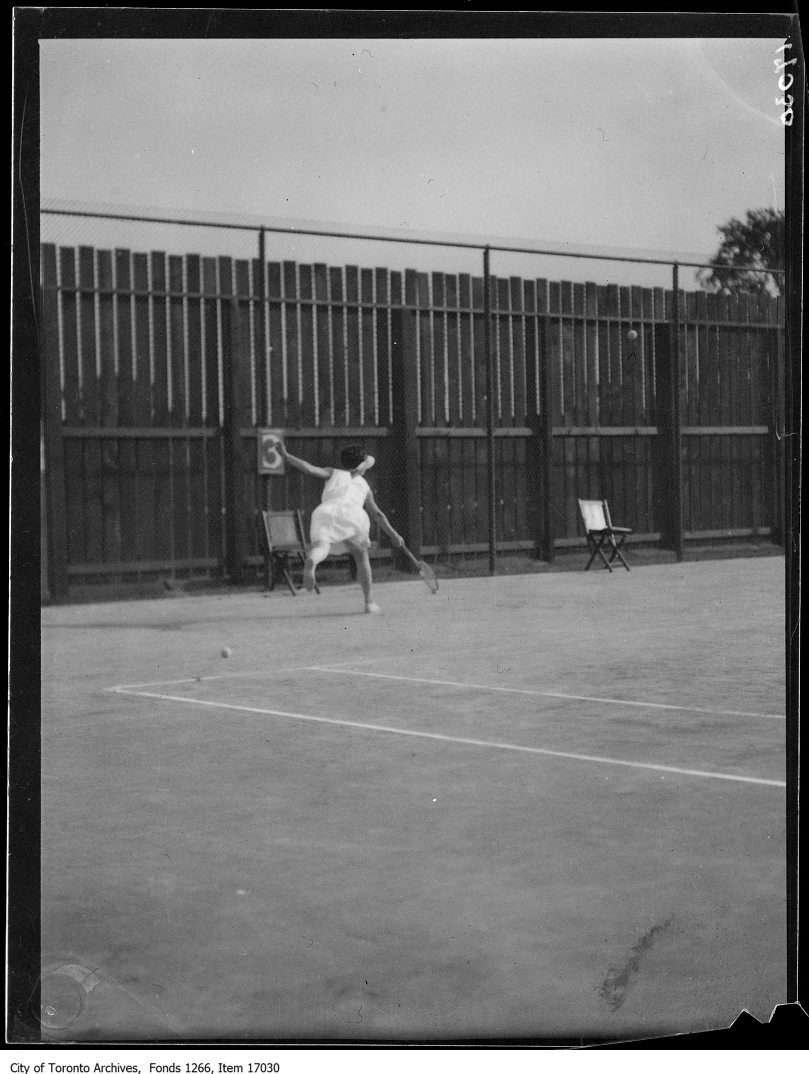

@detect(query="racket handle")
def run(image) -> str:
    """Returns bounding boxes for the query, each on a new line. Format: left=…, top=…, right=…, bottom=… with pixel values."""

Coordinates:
left=401, top=545, right=421, bottom=568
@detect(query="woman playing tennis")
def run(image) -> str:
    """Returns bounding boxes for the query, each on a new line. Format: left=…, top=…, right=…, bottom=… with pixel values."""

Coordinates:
left=274, top=441, right=404, bottom=613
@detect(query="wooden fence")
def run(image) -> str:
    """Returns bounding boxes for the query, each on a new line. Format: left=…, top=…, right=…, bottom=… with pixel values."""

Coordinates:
left=40, top=243, right=785, bottom=598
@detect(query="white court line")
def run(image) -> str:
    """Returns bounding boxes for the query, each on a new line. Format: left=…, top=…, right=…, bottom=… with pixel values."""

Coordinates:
left=113, top=686, right=785, bottom=788
left=106, top=655, right=393, bottom=693
left=309, top=667, right=784, bottom=721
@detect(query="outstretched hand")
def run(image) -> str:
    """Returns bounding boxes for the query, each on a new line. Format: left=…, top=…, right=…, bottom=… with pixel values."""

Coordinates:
left=274, top=437, right=287, bottom=458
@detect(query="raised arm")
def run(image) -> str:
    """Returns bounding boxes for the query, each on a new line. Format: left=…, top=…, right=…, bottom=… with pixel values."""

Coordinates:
left=364, top=490, right=405, bottom=547
left=275, top=440, right=332, bottom=479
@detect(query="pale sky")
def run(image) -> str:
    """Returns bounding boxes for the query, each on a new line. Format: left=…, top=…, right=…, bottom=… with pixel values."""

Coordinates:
left=40, top=36, right=786, bottom=286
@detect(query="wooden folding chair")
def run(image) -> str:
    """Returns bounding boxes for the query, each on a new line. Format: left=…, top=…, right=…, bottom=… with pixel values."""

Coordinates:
left=578, top=499, right=632, bottom=572
left=258, top=510, right=320, bottom=595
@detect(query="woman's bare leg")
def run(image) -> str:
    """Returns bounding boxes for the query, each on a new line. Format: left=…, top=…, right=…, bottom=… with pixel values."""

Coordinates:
left=351, top=547, right=377, bottom=610
left=303, top=540, right=330, bottom=591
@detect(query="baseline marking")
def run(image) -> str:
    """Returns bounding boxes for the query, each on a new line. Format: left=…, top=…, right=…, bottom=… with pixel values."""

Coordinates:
left=309, top=667, right=784, bottom=721
left=113, top=687, right=785, bottom=788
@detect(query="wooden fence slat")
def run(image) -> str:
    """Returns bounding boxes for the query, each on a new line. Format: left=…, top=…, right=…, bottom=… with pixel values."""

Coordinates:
left=344, top=265, right=361, bottom=426
left=500, top=436, right=517, bottom=542
left=522, top=280, right=537, bottom=420
left=131, top=253, right=152, bottom=427
left=42, top=244, right=69, bottom=598
left=326, top=266, right=343, bottom=425
left=297, top=264, right=317, bottom=426
left=314, top=264, right=332, bottom=426
left=117, top=438, right=138, bottom=567
left=570, top=283, right=585, bottom=428
left=266, top=261, right=283, bottom=424
left=186, top=255, right=203, bottom=426
left=132, top=436, right=152, bottom=566
left=429, top=272, right=442, bottom=427
left=59, top=249, right=81, bottom=424
left=640, top=288, right=655, bottom=422
left=283, top=260, right=302, bottom=426
left=149, top=251, right=174, bottom=568
left=584, top=282, right=599, bottom=427
left=489, top=277, right=502, bottom=423
left=64, top=438, right=86, bottom=564
left=547, top=284, right=562, bottom=426
left=202, top=258, right=220, bottom=427
left=605, top=284, right=622, bottom=426
left=432, top=272, right=447, bottom=426
left=508, top=277, right=524, bottom=428
left=169, top=255, right=187, bottom=426
left=417, top=272, right=433, bottom=426
left=96, top=250, right=117, bottom=429
left=78, top=247, right=99, bottom=426
left=471, top=275, right=486, bottom=427
left=97, top=252, right=122, bottom=565
left=361, top=267, right=376, bottom=425
left=689, top=292, right=702, bottom=432
left=376, top=268, right=392, bottom=427
left=188, top=437, right=206, bottom=560
left=114, top=250, right=134, bottom=426
left=442, top=273, right=458, bottom=425
left=446, top=274, right=461, bottom=427
left=457, top=436, right=470, bottom=545
left=745, top=295, right=761, bottom=427
left=627, top=287, right=644, bottom=426
left=151, top=252, right=170, bottom=425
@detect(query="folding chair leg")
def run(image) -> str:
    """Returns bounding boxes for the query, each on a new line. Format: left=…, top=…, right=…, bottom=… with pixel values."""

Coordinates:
left=585, top=538, right=612, bottom=572
left=607, top=537, right=630, bottom=571
left=281, top=563, right=297, bottom=596
left=270, top=552, right=297, bottom=595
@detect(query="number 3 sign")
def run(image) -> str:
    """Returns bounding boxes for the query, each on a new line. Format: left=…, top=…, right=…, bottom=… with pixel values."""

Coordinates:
left=257, top=429, right=286, bottom=475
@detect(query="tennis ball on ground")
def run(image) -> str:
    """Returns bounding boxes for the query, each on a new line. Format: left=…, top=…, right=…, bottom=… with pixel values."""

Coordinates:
left=221, top=647, right=232, bottom=658
left=627, top=329, right=638, bottom=341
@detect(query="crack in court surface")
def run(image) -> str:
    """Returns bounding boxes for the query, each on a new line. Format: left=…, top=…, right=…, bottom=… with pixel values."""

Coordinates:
left=599, top=917, right=675, bottom=1011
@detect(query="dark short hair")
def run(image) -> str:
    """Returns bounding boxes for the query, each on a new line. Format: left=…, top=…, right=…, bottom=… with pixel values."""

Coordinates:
left=340, top=444, right=366, bottom=470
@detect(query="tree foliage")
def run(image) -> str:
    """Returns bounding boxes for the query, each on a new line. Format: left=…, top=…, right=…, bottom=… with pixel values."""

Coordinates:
left=699, top=208, right=785, bottom=296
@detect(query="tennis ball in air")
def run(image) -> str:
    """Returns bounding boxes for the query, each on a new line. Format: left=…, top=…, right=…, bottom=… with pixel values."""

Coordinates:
left=627, top=329, right=638, bottom=341
left=221, top=647, right=232, bottom=658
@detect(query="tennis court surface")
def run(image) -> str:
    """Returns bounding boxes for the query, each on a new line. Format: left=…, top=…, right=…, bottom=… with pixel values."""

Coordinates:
left=40, top=556, right=787, bottom=1042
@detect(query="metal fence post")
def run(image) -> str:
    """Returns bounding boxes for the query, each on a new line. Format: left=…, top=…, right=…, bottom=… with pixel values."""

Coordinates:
left=223, top=299, right=247, bottom=583
left=670, top=262, right=684, bottom=561
left=484, top=246, right=496, bottom=574
left=257, top=228, right=268, bottom=425
left=41, top=244, right=69, bottom=601
left=539, top=316, right=554, bottom=562
left=256, top=227, right=270, bottom=520
left=390, top=306, right=422, bottom=565
left=771, top=322, right=785, bottom=548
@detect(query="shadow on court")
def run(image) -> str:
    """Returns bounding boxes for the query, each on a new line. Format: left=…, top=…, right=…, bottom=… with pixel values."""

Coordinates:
left=40, top=557, right=787, bottom=1042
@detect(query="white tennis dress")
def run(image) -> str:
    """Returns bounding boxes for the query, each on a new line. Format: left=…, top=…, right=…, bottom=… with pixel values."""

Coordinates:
left=310, top=469, right=372, bottom=549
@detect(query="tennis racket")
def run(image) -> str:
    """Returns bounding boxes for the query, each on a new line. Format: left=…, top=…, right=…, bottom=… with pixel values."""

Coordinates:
left=400, top=545, right=439, bottom=593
